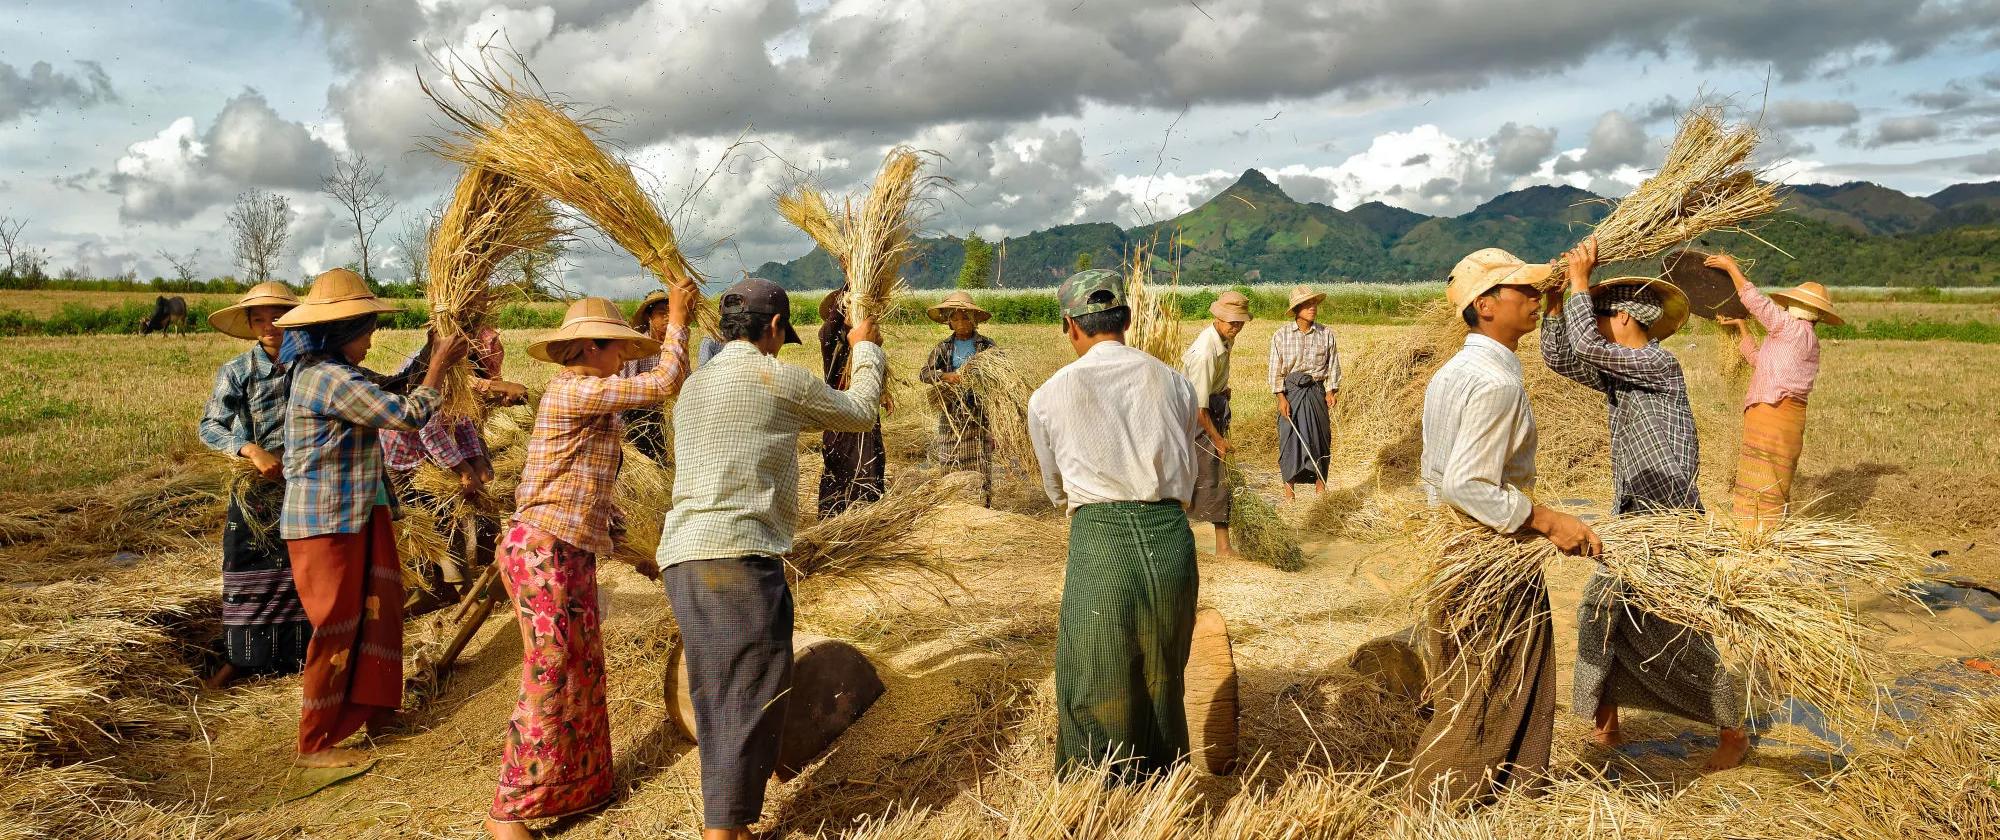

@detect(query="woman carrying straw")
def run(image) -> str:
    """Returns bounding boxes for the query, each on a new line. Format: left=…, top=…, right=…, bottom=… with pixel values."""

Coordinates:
left=486, top=290, right=692, bottom=840
left=1268, top=284, right=1339, bottom=500
left=1543, top=238, right=1748, bottom=772
left=198, top=281, right=312, bottom=690
left=1412, top=248, right=1599, bottom=804
left=1709, top=254, right=1841, bottom=531
left=620, top=290, right=675, bottom=465
left=816, top=284, right=889, bottom=518
left=917, top=292, right=996, bottom=484
left=276, top=268, right=468, bottom=769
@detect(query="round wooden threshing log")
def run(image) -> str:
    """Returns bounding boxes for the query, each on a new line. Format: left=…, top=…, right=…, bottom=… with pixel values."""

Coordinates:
left=1184, top=607, right=1239, bottom=775
left=1347, top=626, right=1426, bottom=701
left=663, top=633, right=886, bottom=781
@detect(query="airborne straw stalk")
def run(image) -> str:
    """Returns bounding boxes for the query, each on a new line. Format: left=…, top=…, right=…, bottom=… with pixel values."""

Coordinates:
left=423, top=167, right=560, bottom=420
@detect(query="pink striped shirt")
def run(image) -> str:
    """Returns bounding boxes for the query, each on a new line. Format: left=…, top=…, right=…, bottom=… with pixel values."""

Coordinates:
left=1736, top=281, right=1820, bottom=409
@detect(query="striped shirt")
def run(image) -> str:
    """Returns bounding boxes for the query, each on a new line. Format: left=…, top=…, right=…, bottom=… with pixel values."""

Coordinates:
left=656, top=339, right=886, bottom=569
left=1735, top=281, right=1821, bottom=409
left=199, top=346, right=288, bottom=457
left=1420, top=333, right=1537, bottom=533
left=1181, top=324, right=1232, bottom=399
left=281, top=361, right=441, bottom=539
left=517, top=325, right=690, bottom=556
left=1268, top=321, right=1340, bottom=393
left=1029, top=340, right=1200, bottom=513
left=1542, top=294, right=1700, bottom=513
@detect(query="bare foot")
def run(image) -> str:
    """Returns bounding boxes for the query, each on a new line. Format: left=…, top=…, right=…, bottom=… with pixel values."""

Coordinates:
left=366, top=710, right=407, bottom=740
left=1589, top=702, right=1624, bottom=747
left=201, top=663, right=238, bottom=691
left=1282, top=485, right=1296, bottom=501
left=1313, top=481, right=1326, bottom=496
left=485, top=816, right=534, bottom=840
left=294, top=747, right=370, bottom=768
left=1703, top=728, right=1750, bottom=772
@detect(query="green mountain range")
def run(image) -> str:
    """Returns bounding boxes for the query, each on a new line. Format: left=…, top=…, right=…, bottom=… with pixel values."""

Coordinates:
left=753, top=169, right=2000, bottom=289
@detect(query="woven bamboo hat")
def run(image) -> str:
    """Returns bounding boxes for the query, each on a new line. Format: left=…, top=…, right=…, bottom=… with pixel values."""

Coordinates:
left=273, top=268, right=399, bottom=327
left=1287, top=284, right=1325, bottom=314
left=926, top=290, right=991, bottom=324
left=207, top=281, right=300, bottom=339
left=629, top=289, right=670, bottom=329
left=530, top=297, right=662, bottom=363
left=1768, top=281, right=1845, bottom=326
left=1587, top=276, right=1691, bottom=341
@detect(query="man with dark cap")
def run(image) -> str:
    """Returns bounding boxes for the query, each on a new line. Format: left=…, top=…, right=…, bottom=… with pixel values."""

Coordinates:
left=1028, top=268, right=1201, bottom=782
left=654, top=278, right=885, bottom=840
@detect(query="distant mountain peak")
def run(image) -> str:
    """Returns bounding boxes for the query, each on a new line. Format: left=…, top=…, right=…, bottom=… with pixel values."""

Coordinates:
left=1221, top=168, right=1292, bottom=203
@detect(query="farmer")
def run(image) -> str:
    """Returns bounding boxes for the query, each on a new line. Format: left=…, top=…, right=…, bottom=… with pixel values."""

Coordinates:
left=381, top=325, right=525, bottom=608
left=621, top=290, right=674, bottom=465
left=275, top=268, right=468, bottom=769
left=655, top=278, right=884, bottom=840
left=1542, top=237, right=1748, bottom=772
left=1182, top=290, right=1251, bottom=558
left=1269, top=284, right=1340, bottom=500
left=484, top=290, right=693, bottom=840
left=1027, top=268, right=1201, bottom=781
left=816, top=284, right=889, bottom=517
left=198, top=281, right=312, bottom=690
left=917, top=291, right=997, bottom=497
left=1410, top=248, right=1600, bottom=804
left=1708, top=254, right=1842, bottom=531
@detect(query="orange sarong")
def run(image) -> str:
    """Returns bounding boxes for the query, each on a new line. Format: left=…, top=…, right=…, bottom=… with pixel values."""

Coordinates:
left=1731, top=398, right=1807, bottom=531
left=285, top=507, right=404, bottom=753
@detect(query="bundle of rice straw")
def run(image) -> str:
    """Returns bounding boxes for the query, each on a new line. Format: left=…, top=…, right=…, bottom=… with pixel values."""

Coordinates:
left=423, top=166, right=561, bottom=419
left=784, top=475, right=967, bottom=590
left=1224, top=460, right=1304, bottom=571
left=1404, top=506, right=1552, bottom=695
left=422, top=56, right=715, bottom=335
left=776, top=147, right=940, bottom=338
left=1715, top=318, right=1751, bottom=382
left=952, top=349, right=1037, bottom=474
left=1409, top=506, right=1928, bottom=734
left=1122, top=243, right=1181, bottom=365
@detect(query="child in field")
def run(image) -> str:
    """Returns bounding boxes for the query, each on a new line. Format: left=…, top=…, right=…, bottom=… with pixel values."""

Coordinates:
left=198, top=281, right=312, bottom=690
left=485, top=290, right=692, bottom=840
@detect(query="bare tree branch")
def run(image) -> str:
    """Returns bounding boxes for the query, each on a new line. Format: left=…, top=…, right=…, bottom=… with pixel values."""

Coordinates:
left=322, top=152, right=396, bottom=283
left=0, top=215, right=26, bottom=275
left=226, top=189, right=291, bottom=283
left=156, top=248, right=202, bottom=285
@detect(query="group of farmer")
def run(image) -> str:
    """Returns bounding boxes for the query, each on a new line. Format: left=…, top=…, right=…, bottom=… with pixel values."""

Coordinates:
left=193, top=239, right=1838, bottom=834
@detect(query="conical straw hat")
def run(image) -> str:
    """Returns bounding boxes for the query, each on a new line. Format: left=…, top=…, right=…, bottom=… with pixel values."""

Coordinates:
left=207, top=281, right=300, bottom=339
left=529, top=297, right=663, bottom=363
left=1587, top=275, right=1691, bottom=341
left=273, top=268, right=399, bottom=327
left=1287, top=284, right=1325, bottom=313
left=1767, top=281, right=1845, bottom=326
left=926, top=290, right=991, bottom=324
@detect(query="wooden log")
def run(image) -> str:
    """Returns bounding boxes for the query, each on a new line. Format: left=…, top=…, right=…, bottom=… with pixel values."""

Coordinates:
left=663, top=633, right=886, bottom=780
left=1347, top=626, right=1426, bottom=701
left=1184, top=607, right=1239, bottom=775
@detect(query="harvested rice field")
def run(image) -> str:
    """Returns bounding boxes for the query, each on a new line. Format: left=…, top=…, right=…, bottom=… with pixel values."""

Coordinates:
left=4, top=316, right=2000, bottom=839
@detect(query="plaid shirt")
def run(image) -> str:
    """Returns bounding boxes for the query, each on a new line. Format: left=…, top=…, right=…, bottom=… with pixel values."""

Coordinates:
left=1542, top=294, right=1701, bottom=513
left=281, top=360, right=442, bottom=539
left=1267, top=321, right=1340, bottom=393
left=516, top=325, right=690, bottom=556
left=378, top=331, right=502, bottom=471
left=199, top=346, right=288, bottom=457
left=657, top=339, right=885, bottom=569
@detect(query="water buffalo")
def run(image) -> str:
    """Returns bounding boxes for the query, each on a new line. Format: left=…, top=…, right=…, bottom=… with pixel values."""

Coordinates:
left=140, top=295, right=189, bottom=335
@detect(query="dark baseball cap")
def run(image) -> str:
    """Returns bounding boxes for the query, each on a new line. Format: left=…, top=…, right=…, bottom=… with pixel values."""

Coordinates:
left=719, top=277, right=801, bottom=344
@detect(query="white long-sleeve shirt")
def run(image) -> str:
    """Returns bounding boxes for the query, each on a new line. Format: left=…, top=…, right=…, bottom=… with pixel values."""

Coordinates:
left=1419, top=333, right=1538, bottom=533
left=1181, top=323, right=1232, bottom=399
left=1028, top=340, right=1200, bottom=513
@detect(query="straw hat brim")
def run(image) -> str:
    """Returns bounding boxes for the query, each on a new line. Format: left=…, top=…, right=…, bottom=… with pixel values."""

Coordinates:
left=1288, top=292, right=1326, bottom=314
left=207, top=298, right=298, bottom=340
left=273, top=297, right=399, bottom=328
left=1588, top=276, right=1691, bottom=341
left=926, top=302, right=992, bottom=324
left=1450, top=262, right=1555, bottom=310
left=629, top=292, right=670, bottom=329
left=528, top=318, right=664, bottom=363
left=1767, top=288, right=1845, bottom=326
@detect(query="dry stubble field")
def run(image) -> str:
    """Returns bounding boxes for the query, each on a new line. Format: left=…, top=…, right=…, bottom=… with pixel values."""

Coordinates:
left=3, top=312, right=1999, bottom=838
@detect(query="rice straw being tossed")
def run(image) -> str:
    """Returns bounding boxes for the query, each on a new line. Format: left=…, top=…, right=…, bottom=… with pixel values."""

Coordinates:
left=422, top=166, right=561, bottom=420
left=420, top=55, right=716, bottom=336
left=1123, top=242, right=1182, bottom=366
left=776, top=146, right=943, bottom=345
left=951, top=349, right=1038, bottom=474
left=1223, top=460, right=1304, bottom=572
left=784, top=474, right=969, bottom=592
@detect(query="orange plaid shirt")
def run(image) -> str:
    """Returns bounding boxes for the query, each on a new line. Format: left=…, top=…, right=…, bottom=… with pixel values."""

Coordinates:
left=513, top=326, right=689, bottom=555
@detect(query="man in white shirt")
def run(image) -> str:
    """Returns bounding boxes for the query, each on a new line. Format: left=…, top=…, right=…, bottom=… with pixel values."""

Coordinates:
left=1027, top=268, right=1201, bottom=782
left=1181, top=290, right=1251, bottom=557
left=1410, top=247, right=1600, bottom=805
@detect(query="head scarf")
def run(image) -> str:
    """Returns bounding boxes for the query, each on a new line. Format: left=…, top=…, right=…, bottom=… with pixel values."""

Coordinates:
left=1594, top=285, right=1664, bottom=329
left=278, top=313, right=380, bottom=367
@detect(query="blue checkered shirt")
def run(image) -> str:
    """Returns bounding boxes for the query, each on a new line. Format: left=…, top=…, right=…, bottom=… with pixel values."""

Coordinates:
left=281, top=360, right=441, bottom=539
left=199, top=346, right=288, bottom=457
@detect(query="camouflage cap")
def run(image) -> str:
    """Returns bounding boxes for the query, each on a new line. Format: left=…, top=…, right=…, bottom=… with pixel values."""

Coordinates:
left=1057, top=268, right=1127, bottom=318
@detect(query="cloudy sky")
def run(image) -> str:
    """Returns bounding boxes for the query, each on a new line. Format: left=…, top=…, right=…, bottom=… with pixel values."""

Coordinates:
left=3, top=0, right=1997, bottom=294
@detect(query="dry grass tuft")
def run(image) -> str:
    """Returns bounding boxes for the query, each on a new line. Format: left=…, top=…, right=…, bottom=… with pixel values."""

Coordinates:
left=777, top=147, right=943, bottom=331
left=423, top=166, right=561, bottom=419
left=1225, top=460, right=1305, bottom=571
left=951, top=349, right=1038, bottom=474
left=1122, top=243, right=1182, bottom=366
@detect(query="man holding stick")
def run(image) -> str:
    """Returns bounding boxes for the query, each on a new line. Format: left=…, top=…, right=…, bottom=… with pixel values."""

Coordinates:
left=1410, top=248, right=1600, bottom=804
left=1182, top=290, right=1251, bottom=557
left=1269, top=284, right=1339, bottom=500
left=655, top=278, right=885, bottom=840
left=1543, top=237, right=1748, bottom=772
left=1029, top=269, right=1201, bottom=781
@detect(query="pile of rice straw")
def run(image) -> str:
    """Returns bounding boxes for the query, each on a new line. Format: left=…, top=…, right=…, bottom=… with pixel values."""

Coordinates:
left=1224, top=460, right=1305, bottom=571
left=1408, top=506, right=1929, bottom=734
left=423, top=55, right=716, bottom=335
left=422, top=166, right=561, bottom=419
left=785, top=474, right=968, bottom=592
left=1122, top=243, right=1182, bottom=365
left=777, top=147, right=941, bottom=334
left=949, top=349, right=1038, bottom=474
